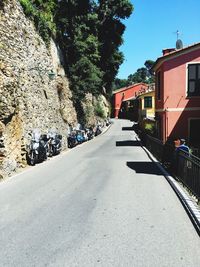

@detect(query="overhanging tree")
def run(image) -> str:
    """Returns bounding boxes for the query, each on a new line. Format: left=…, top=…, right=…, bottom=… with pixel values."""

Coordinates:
left=56, top=0, right=104, bottom=102
left=97, top=0, right=133, bottom=94
left=20, top=0, right=134, bottom=105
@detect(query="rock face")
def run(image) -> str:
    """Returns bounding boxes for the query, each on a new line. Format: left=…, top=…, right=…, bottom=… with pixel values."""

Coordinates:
left=81, top=93, right=110, bottom=127
left=0, top=0, right=77, bottom=178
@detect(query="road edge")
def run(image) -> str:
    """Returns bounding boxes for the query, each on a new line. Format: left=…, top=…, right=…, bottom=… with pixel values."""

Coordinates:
left=0, top=124, right=113, bottom=184
left=136, top=137, right=200, bottom=236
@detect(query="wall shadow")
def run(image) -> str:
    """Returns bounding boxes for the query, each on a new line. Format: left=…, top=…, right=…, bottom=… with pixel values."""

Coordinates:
left=116, top=140, right=140, bottom=147
left=127, top=161, right=163, bottom=175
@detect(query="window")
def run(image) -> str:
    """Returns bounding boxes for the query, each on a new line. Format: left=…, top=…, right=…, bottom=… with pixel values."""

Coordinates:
left=188, top=64, right=200, bottom=96
left=189, top=119, right=200, bottom=145
left=144, top=96, right=152, bottom=108
left=156, top=71, right=161, bottom=100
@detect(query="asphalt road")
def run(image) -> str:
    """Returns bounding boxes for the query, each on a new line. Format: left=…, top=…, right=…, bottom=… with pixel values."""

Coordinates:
left=0, top=119, right=200, bottom=267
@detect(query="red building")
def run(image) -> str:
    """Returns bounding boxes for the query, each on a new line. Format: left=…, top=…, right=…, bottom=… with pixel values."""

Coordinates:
left=153, top=43, right=200, bottom=147
left=112, top=83, right=148, bottom=118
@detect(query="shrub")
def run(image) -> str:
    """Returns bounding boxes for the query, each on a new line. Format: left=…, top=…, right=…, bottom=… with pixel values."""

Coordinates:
left=19, top=0, right=35, bottom=17
left=94, top=102, right=106, bottom=119
left=19, top=0, right=56, bottom=43
left=144, top=122, right=155, bottom=136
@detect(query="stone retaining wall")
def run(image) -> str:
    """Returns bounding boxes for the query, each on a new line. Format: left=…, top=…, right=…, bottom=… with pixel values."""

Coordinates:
left=0, top=0, right=77, bottom=178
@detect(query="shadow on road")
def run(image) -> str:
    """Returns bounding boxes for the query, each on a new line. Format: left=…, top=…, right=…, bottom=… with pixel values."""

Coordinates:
left=116, top=140, right=141, bottom=147
left=126, top=161, right=163, bottom=175
left=122, top=127, right=135, bottom=131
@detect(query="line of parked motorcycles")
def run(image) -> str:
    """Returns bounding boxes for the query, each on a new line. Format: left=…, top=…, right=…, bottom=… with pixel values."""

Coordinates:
left=26, top=119, right=111, bottom=166
left=26, top=129, right=62, bottom=166
left=67, top=119, right=111, bottom=148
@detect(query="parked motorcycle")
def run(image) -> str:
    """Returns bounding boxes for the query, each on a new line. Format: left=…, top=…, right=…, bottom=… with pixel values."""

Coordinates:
left=54, top=134, right=62, bottom=155
left=40, top=134, right=49, bottom=159
left=26, top=130, right=47, bottom=165
left=67, top=131, right=77, bottom=148
left=95, top=125, right=102, bottom=136
left=76, top=130, right=85, bottom=144
left=105, top=117, right=111, bottom=126
left=48, top=131, right=62, bottom=156
left=86, top=127, right=94, bottom=140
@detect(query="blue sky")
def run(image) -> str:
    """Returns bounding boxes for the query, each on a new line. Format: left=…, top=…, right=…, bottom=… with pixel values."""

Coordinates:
left=117, top=0, right=200, bottom=79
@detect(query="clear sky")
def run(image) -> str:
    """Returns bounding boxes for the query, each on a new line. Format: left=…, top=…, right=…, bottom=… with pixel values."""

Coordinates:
left=117, top=0, right=200, bottom=79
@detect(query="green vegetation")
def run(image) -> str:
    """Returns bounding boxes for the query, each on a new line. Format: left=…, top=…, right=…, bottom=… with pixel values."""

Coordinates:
left=19, top=0, right=133, bottom=117
left=112, top=59, right=155, bottom=90
left=55, top=0, right=133, bottom=102
left=84, top=105, right=94, bottom=122
left=94, top=102, right=106, bottom=119
left=19, top=0, right=56, bottom=43
left=144, top=122, right=156, bottom=136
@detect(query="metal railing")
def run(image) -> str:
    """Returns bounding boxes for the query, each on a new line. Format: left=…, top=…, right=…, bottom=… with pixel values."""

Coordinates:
left=146, top=135, right=164, bottom=162
left=140, top=133, right=200, bottom=201
left=176, top=151, right=200, bottom=199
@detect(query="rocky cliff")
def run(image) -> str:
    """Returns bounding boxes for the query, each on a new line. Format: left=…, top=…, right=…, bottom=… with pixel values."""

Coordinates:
left=0, top=0, right=77, bottom=178
left=81, top=93, right=110, bottom=127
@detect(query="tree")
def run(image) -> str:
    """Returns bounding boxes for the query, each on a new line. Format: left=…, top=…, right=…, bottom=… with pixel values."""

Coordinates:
left=55, top=0, right=103, bottom=101
left=96, top=0, right=133, bottom=94
left=112, top=78, right=129, bottom=91
left=112, top=59, right=155, bottom=91
left=55, top=0, right=133, bottom=99
left=127, top=67, right=148, bottom=84
left=20, top=0, right=134, bottom=108
left=144, top=60, right=155, bottom=72
left=126, top=60, right=155, bottom=85
left=144, top=59, right=155, bottom=83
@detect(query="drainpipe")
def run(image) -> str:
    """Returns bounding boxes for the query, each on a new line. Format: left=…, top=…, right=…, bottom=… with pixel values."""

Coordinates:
left=163, top=109, right=166, bottom=143
left=164, top=108, right=169, bottom=142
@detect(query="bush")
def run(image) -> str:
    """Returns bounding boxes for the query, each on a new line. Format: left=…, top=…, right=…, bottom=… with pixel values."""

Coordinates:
left=19, top=0, right=56, bottom=43
left=94, top=102, right=105, bottom=118
left=19, top=0, right=35, bottom=17
left=144, top=122, right=155, bottom=136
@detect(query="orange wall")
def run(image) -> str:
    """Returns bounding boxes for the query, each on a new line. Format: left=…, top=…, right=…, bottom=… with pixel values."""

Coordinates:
left=113, top=83, right=147, bottom=118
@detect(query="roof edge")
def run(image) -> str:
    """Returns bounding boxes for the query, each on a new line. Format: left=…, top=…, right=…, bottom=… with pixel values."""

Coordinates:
left=112, top=82, right=148, bottom=95
left=152, top=42, right=200, bottom=72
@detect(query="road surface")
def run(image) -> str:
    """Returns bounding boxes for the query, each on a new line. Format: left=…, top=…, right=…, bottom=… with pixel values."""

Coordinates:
left=0, top=119, right=200, bottom=267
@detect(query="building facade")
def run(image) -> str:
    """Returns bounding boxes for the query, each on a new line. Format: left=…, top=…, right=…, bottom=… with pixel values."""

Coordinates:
left=112, top=83, right=148, bottom=118
left=153, top=43, right=200, bottom=147
left=136, top=84, right=155, bottom=126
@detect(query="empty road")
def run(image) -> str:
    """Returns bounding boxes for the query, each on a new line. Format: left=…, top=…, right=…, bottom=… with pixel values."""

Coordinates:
left=0, top=119, right=200, bottom=267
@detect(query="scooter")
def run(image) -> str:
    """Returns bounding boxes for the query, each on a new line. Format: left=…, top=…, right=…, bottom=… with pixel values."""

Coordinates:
left=48, top=133, right=62, bottom=156
left=27, top=130, right=47, bottom=165
left=67, top=131, right=77, bottom=148
left=76, top=130, right=85, bottom=144
left=95, top=125, right=102, bottom=136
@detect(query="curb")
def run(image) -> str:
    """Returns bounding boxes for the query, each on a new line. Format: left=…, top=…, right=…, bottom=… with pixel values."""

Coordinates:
left=1, top=124, right=113, bottom=184
left=101, top=123, right=112, bottom=135
left=136, top=136, right=200, bottom=236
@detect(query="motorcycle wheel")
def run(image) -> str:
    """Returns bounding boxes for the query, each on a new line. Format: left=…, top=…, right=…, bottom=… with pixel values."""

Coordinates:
left=49, top=147, right=53, bottom=157
left=53, top=146, right=57, bottom=156
left=44, top=151, right=47, bottom=160
left=29, top=151, right=35, bottom=166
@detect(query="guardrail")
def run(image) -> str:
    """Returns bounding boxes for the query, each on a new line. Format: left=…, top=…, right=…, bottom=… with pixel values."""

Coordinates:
left=139, top=132, right=200, bottom=201
left=176, top=151, right=200, bottom=200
